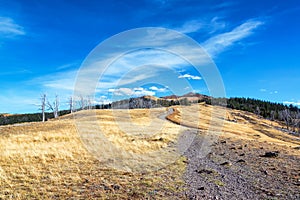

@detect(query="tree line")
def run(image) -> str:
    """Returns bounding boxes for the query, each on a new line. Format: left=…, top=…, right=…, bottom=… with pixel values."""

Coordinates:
left=107, top=96, right=190, bottom=109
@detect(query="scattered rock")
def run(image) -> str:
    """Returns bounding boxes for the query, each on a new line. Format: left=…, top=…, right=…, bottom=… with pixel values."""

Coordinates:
left=196, top=169, right=214, bottom=174
left=293, top=146, right=300, bottom=150
left=261, top=151, right=279, bottom=158
left=239, top=153, right=245, bottom=156
left=103, top=184, right=111, bottom=191
left=83, top=178, right=89, bottom=183
left=236, top=159, right=246, bottom=163
left=153, top=137, right=163, bottom=141
left=220, top=161, right=232, bottom=166
left=230, top=147, right=236, bottom=150
left=182, top=160, right=189, bottom=164
left=263, top=170, right=268, bottom=175
left=220, top=140, right=226, bottom=144
left=112, top=184, right=121, bottom=190
left=198, top=187, right=205, bottom=190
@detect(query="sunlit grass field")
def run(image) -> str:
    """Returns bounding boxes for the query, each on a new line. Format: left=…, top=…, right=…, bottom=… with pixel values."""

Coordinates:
left=0, top=104, right=299, bottom=199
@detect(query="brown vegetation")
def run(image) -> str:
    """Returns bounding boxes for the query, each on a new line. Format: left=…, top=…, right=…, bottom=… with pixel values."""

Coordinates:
left=0, top=103, right=299, bottom=199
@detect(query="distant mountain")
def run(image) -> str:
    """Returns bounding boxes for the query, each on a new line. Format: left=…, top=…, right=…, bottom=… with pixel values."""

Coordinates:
left=109, top=92, right=208, bottom=109
left=161, top=94, right=178, bottom=99
left=162, top=92, right=210, bottom=102
left=181, top=92, right=209, bottom=98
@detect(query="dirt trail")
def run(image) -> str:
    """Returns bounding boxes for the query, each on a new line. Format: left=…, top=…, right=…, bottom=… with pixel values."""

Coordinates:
left=164, top=104, right=300, bottom=199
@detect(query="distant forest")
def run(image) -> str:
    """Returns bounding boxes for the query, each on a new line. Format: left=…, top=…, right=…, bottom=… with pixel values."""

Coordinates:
left=0, top=110, right=70, bottom=126
left=0, top=95, right=299, bottom=134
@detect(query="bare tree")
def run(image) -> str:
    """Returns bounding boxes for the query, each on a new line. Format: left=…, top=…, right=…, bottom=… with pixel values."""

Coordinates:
left=48, top=94, right=60, bottom=118
left=270, top=110, right=276, bottom=121
left=87, top=96, right=92, bottom=110
left=279, top=109, right=291, bottom=130
left=79, top=95, right=85, bottom=110
left=255, top=106, right=261, bottom=116
left=69, top=96, right=74, bottom=113
left=40, top=94, right=47, bottom=122
left=291, top=111, right=300, bottom=133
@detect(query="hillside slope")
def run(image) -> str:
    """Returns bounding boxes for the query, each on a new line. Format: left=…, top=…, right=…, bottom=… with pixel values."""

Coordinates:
left=166, top=103, right=300, bottom=199
left=0, top=104, right=299, bottom=199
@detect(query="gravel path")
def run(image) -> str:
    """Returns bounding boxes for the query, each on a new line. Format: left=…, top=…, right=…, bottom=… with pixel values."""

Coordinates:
left=162, top=109, right=300, bottom=199
left=181, top=133, right=300, bottom=200
left=182, top=134, right=260, bottom=200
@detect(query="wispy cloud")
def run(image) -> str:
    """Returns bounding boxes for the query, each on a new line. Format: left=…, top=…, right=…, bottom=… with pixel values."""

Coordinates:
left=29, top=69, right=77, bottom=92
left=108, top=87, right=155, bottom=97
left=0, top=16, right=25, bottom=38
left=202, top=19, right=263, bottom=57
left=213, top=1, right=236, bottom=9
left=209, top=17, right=227, bottom=33
left=56, top=62, right=79, bottom=70
left=174, top=17, right=226, bottom=34
left=0, top=69, right=31, bottom=76
left=175, top=20, right=203, bottom=34
left=178, top=73, right=202, bottom=80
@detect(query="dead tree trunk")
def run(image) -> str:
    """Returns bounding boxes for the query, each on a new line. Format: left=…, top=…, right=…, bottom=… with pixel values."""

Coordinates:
left=41, top=94, right=46, bottom=122
left=281, top=109, right=291, bottom=130
left=79, top=95, right=85, bottom=110
left=87, top=96, right=92, bottom=110
left=48, top=95, right=59, bottom=118
left=69, top=96, right=74, bottom=113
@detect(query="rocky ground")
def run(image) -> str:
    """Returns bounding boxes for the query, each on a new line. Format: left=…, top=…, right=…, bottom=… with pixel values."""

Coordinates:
left=182, top=135, right=300, bottom=199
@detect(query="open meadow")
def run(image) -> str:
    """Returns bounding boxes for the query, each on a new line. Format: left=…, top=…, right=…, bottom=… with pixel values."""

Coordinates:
left=0, top=103, right=299, bottom=199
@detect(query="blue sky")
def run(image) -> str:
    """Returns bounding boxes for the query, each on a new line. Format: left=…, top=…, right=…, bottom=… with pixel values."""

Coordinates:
left=0, top=0, right=299, bottom=113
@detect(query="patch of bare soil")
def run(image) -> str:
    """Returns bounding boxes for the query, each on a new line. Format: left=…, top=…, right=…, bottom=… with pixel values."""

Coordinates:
left=183, top=136, right=300, bottom=199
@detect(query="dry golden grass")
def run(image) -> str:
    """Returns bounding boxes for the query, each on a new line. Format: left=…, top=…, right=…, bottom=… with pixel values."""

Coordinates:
left=167, top=103, right=300, bottom=147
left=0, top=108, right=187, bottom=199
left=1, top=104, right=299, bottom=199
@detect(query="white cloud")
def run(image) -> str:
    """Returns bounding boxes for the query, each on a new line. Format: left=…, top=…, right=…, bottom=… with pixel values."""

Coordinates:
left=178, top=73, right=202, bottom=80
left=209, top=17, right=227, bottom=33
left=269, top=90, right=278, bottom=94
left=32, top=69, right=77, bottom=92
left=202, top=19, right=263, bottom=57
left=149, top=86, right=168, bottom=92
left=175, top=20, right=203, bottom=34
left=174, top=17, right=226, bottom=34
left=0, top=17, right=25, bottom=38
left=283, top=101, right=300, bottom=106
left=72, top=27, right=226, bottom=99
left=94, top=95, right=112, bottom=105
left=260, top=88, right=267, bottom=92
left=109, top=87, right=155, bottom=97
